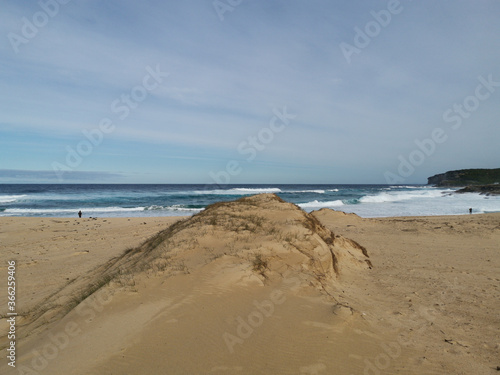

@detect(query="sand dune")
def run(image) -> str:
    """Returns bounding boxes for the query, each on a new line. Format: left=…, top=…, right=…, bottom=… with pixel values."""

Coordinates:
left=314, top=209, right=500, bottom=374
left=1, top=194, right=499, bottom=374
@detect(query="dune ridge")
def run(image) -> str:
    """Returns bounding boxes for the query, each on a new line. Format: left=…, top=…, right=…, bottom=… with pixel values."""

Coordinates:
left=5, top=193, right=374, bottom=374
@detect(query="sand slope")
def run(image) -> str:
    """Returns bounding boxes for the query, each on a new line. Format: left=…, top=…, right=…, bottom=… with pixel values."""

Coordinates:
left=314, top=209, right=500, bottom=374
left=1, top=195, right=499, bottom=374
left=3, top=194, right=374, bottom=374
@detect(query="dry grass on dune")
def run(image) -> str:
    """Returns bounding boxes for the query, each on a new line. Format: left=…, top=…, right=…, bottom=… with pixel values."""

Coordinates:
left=5, top=193, right=371, bottom=345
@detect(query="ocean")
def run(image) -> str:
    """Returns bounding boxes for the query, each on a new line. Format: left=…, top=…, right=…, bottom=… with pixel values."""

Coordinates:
left=0, top=184, right=499, bottom=218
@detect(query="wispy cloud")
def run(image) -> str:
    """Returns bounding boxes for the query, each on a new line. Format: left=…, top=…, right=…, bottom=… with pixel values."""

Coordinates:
left=0, top=169, right=124, bottom=183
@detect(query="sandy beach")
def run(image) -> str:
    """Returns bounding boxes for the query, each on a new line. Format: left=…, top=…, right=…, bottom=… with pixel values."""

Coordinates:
left=1, top=194, right=499, bottom=374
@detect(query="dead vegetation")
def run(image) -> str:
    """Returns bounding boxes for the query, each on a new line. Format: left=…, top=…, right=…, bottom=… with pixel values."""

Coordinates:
left=6, top=193, right=371, bottom=344
left=251, top=253, right=268, bottom=278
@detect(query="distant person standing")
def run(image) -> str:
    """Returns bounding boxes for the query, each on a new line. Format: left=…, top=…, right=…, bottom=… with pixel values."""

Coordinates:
left=469, top=208, right=472, bottom=214
left=78, top=210, right=82, bottom=218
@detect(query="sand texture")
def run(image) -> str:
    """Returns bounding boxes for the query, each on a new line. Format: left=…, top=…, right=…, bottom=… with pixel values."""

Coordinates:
left=0, top=194, right=499, bottom=374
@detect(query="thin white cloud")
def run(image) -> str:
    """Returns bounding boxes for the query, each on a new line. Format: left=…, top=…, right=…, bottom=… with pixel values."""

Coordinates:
left=1, top=0, right=499, bottom=183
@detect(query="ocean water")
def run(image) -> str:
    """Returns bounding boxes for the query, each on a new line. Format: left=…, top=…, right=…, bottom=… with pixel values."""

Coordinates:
left=0, top=184, right=499, bottom=218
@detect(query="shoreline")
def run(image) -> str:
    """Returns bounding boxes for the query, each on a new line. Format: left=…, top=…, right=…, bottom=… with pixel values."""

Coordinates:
left=2, top=207, right=499, bottom=220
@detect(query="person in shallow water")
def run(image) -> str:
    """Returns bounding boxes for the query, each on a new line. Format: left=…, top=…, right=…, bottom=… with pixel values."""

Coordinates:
left=78, top=210, right=82, bottom=218
left=469, top=208, right=472, bottom=214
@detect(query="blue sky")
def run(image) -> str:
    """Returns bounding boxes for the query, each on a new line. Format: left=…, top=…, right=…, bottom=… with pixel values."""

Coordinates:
left=1, top=0, right=499, bottom=184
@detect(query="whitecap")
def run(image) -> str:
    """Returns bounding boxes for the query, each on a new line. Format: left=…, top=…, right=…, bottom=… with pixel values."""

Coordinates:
left=298, top=200, right=344, bottom=209
left=287, top=190, right=325, bottom=194
left=359, top=189, right=449, bottom=203
left=194, top=188, right=282, bottom=195
left=0, top=195, right=28, bottom=203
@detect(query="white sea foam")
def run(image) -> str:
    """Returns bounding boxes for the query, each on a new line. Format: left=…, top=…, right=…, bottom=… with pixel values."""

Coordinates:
left=324, top=190, right=500, bottom=218
left=194, top=188, right=282, bottom=195
left=359, top=189, right=449, bottom=203
left=298, top=200, right=344, bottom=209
left=288, top=190, right=326, bottom=194
left=0, top=195, right=28, bottom=203
left=145, top=205, right=202, bottom=212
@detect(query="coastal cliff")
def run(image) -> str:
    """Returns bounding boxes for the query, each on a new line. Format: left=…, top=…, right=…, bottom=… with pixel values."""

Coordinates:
left=427, top=168, right=500, bottom=187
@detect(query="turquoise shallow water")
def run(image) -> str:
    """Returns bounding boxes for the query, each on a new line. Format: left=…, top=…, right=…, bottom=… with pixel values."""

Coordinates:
left=0, top=184, right=499, bottom=218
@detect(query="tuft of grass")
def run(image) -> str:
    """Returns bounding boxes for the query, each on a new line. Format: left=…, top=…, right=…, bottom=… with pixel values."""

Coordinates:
left=152, top=257, right=170, bottom=272
left=174, top=260, right=190, bottom=274
left=252, top=253, right=268, bottom=274
left=207, top=247, right=224, bottom=262
left=66, top=273, right=115, bottom=311
left=247, top=214, right=265, bottom=228
left=282, top=233, right=295, bottom=242
left=268, top=226, right=280, bottom=235
left=243, top=222, right=255, bottom=232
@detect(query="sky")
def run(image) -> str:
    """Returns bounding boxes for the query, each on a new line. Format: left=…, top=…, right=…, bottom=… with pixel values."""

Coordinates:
left=0, top=0, right=499, bottom=184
